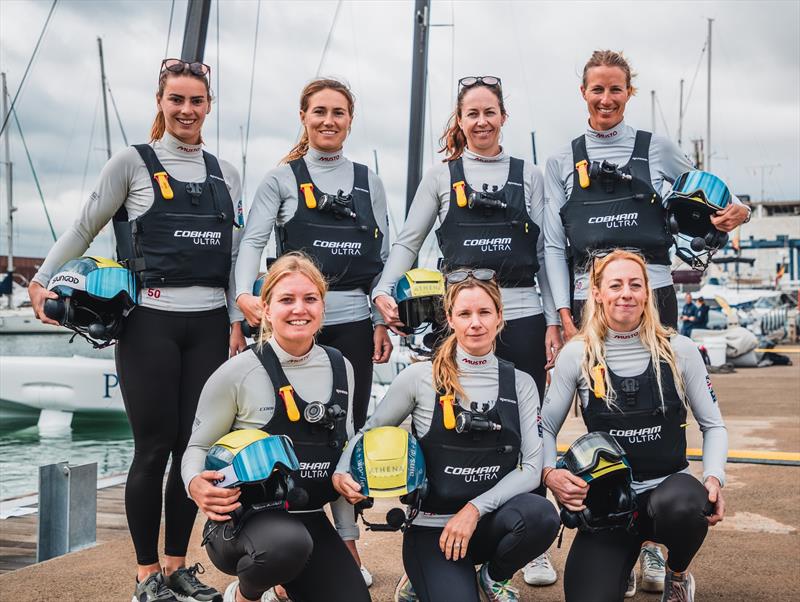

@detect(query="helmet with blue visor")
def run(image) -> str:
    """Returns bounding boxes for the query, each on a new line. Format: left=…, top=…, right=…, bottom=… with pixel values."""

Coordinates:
left=394, top=268, right=444, bottom=335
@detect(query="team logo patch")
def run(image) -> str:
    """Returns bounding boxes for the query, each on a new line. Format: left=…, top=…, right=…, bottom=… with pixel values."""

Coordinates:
left=706, top=375, right=718, bottom=404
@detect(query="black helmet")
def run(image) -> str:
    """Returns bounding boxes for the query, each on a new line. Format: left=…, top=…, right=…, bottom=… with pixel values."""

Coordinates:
left=44, top=256, right=137, bottom=348
left=665, top=171, right=731, bottom=271
left=394, top=268, right=445, bottom=335
left=557, top=432, right=638, bottom=533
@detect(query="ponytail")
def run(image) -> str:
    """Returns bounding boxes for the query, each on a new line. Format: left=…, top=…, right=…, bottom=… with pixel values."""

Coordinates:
left=432, top=332, right=466, bottom=400
left=149, top=111, right=166, bottom=143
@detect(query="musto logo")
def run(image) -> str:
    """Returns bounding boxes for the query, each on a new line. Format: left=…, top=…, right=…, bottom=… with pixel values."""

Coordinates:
left=300, top=461, right=331, bottom=478
left=463, top=237, right=511, bottom=252
left=174, top=230, right=222, bottom=245
left=610, top=425, right=661, bottom=443
left=313, top=240, right=362, bottom=255
left=444, top=465, right=500, bottom=482
left=588, top=213, right=638, bottom=228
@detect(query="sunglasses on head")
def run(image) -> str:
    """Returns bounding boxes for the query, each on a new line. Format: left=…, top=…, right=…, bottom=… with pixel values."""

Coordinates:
left=588, top=247, right=645, bottom=262
left=458, top=76, right=502, bottom=89
left=445, top=268, right=496, bottom=285
left=160, top=58, right=211, bottom=78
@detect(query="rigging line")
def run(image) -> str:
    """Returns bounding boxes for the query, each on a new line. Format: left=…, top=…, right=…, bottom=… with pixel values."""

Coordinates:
left=216, top=0, right=220, bottom=154
left=682, top=39, right=707, bottom=121
left=242, top=0, right=262, bottom=197
left=80, top=92, right=101, bottom=205
left=654, top=94, right=672, bottom=140
left=164, top=0, right=175, bottom=58
left=348, top=1, right=372, bottom=149
left=450, top=1, right=455, bottom=103
left=10, top=106, right=56, bottom=241
left=314, top=0, right=343, bottom=77
left=106, top=82, right=128, bottom=146
left=0, top=0, right=58, bottom=138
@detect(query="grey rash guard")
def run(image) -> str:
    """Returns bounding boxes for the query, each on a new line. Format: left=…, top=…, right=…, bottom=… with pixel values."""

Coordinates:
left=33, top=132, right=243, bottom=322
left=543, top=120, right=742, bottom=309
left=541, top=328, right=727, bottom=493
left=373, top=148, right=557, bottom=325
left=235, top=147, right=390, bottom=326
left=182, top=338, right=359, bottom=540
left=335, top=346, right=543, bottom=528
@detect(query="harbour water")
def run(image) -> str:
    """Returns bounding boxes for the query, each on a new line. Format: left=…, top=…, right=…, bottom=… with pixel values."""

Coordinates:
left=0, top=333, right=133, bottom=500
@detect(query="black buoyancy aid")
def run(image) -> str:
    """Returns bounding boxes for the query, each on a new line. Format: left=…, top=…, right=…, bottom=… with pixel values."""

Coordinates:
left=113, top=145, right=234, bottom=288
left=418, top=359, right=521, bottom=515
left=435, top=157, right=540, bottom=287
left=582, top=359, right=688, bottom=481
left=560, top=131, right=673, bottom=271
left=276, top=158, right=383, bottom=292
left=253, top=343, right=349, bottom=511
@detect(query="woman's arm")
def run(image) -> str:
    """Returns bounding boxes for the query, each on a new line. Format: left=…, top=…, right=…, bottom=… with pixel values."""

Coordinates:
left=528, top=164, right=559, bottom=327
left=219, top=159, right=244, bottom=326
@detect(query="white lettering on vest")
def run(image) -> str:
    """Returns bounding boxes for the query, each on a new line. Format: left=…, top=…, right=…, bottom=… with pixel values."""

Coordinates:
left=313, top=240, right=362, bottom=255
left=587, top=213, right=639, bottom=228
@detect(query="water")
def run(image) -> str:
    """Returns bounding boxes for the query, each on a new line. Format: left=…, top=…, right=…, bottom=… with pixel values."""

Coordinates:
left=0, top=333, right=133, bottom=500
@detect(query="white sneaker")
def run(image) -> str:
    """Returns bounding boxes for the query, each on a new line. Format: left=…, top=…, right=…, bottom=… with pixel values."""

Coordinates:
left=625, top=568, right=637, bottom=598
left=360, top=565, right=374, bottom=588
left=639, top=543, right=667, bottom=592
left=222, top=580, right=238, bottom=602
left=522, top=552, right=557, bottom=586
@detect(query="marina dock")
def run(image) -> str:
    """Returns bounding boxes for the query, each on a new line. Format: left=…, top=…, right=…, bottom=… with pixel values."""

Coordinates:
left=0, top=364, right=798, bottom=601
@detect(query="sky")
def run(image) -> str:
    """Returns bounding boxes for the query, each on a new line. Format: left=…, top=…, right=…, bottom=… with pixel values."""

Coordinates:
left=1, top=0, right=798, bottom=259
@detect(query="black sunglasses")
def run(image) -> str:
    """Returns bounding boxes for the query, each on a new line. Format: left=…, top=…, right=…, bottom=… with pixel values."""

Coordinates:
left=445, top=268, right=496, bottom=284
left=160, top=58, right=211, bottom=79
left=458, top=76, right=502, bottom=89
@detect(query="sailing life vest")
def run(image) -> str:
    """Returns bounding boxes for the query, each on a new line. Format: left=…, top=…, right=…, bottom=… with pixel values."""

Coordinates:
left=113, top=145, right=234, bottom=288
left=417, top=359, right=521, bottom=515
left=582, top=359, right=688, bottom=481
left=560, top=131, right=673, bottom=272
left=276, top=158, right=383, bottom=292
left=253, top=344, right=350, bottom=511
left=435, top=157, right=540, bottom=287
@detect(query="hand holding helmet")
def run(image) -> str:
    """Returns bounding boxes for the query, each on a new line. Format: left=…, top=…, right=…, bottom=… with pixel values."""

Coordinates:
left=188, top=471, right=242, bottom=522
left=28, top=281, right=61, bottom=326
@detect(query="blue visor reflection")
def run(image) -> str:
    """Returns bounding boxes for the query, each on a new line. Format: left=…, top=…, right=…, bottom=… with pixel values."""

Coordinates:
left=218, top=435, right=300, bottom=487
left=86, top=267, right=138, bottom=302
left=669, top=171, right=731, bottom=210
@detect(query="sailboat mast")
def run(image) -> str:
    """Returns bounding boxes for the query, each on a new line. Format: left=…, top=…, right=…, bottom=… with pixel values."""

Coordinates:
left=97, top=38, right=112, bottom=161
left=706, top=18, right=713, bottom=170
left=181, top=0, right=212, bottom=62
left=405, top=0, right=431, bottom=215
left=2, top=72, right=13, bottom=307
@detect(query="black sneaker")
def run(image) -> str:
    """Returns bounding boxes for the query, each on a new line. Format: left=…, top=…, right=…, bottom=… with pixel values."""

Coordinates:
left=166, top=563, right=222, bottom=602
left=133, top=572, right=179, bottom=602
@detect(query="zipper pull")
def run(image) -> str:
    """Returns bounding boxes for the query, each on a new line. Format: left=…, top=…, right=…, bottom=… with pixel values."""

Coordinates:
left=575, top=160, right=590, bottom=189
left=279, top=385, right=301, bottom=422
left=592, top=364, right=606, bottom=399
left=374, top=227, right=379, bottom=239
left=440, top=394, right=456, bottom=430
left=525, top=222, right=529, bottom=234
left=452, top=181, right=468, bottom=208
left=153, top=172, right=174, bottom=200
left=300, top=183, right=316, bottom=209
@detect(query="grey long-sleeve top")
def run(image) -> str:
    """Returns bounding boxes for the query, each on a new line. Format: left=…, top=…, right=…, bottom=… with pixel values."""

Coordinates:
left=33, top=132, right=243, bottom=322
left=373, top=148, right=558, bottom=325
left=234, top=147, right=390, bottom=326
left=335, top=346, right=543, bottom=528
left=182, top=338, right=360, bottom=540
left=541, top=327, right=727, bottom=493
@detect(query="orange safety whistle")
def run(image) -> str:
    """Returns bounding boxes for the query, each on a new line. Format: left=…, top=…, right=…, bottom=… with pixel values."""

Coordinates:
left=153, top=171, right=174, bottom=200
left=440, top=394, right=456, bottom=430
left=575, top=160, right=590, bottom=189
left=279, top=385, right=301, bottom=422
left=592, top=365, right=606, bottom=399
left=453, top=181, right=468, bottom=208
left=300, top=183, right=316, bottom=209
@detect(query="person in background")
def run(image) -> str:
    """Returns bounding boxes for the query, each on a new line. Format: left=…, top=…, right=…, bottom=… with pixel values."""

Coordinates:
left=694, top=297, right=710, bottom=330
left=679, top=293, right=698, bottom=337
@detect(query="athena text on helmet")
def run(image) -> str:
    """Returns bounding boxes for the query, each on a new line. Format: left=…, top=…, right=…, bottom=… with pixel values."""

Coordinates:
left=300, top=461, right=331, bottom=479
left=609, top=425, right=662, bottom=443
left=444, top=465, right=500, bottom=482
left=313, top=240, right=362, bottom=255
left=173, top=230, right=222, bottom=245
left=462, top=237, right=512, bottom=252
left=587, top=213, right=638, bottom=228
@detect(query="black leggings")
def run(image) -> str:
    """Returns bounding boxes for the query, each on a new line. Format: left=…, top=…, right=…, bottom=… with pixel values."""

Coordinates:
left=116, top=306, right=229, bottom=566
left=317, top=318, right=374, bottom=430
left=572, top=284, right=679, bottom=330
left=403, top=493, right=560, bottom=602
left=494, top=314, right=547, bottom=403
left=204, top=511, right=371, bottom=602
left=564, top=473, right=712, bottom=602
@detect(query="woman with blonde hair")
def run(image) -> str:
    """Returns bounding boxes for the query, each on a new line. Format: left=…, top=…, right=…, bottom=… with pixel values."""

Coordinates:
left=184, top=252, right=371, bottom=602
left=541, top=250, right=727, bottom=602
left=334, top=269, right=560, bottom=602
left=29, top=58, right=242, bottom=602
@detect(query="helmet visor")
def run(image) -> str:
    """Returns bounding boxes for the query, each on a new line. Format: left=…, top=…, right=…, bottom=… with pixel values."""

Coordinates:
left=669, top=171, right=731, bottom=211
left=398, top=297, right=439, bottom=331
left=217, top=435, right=300, bottom=487
left=560, top=432, right=627, bottom=481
